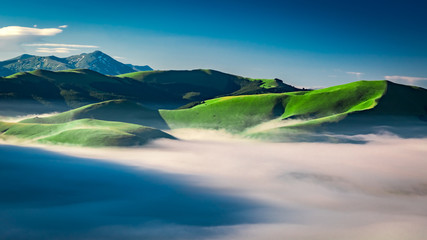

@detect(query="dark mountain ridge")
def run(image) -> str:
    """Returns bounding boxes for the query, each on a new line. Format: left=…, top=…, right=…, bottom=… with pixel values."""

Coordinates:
left=0, top=68, right=302, bottom=115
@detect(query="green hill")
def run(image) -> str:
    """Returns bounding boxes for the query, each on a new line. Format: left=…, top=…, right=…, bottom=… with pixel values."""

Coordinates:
left=319, top=81, right=427, bottom=137
left=3, top=80, right=425, bottom=145
left=159, top=80, right=427, bottom=138
left=0, top=119, right=174, bottom=147
left=0, top=69, right=301, bottom=115
left=20, top=99, right=169, bottom=129
left=117, top=69, right=297, bottom=100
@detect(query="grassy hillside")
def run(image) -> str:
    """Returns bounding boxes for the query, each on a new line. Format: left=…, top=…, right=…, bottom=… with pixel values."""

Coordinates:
left=117, top=69, right=296, bottom=96
left=3, top=80, right=424, bottom=146
left=0, top=69, right=301, bottom=115
left=319, top=81, right=427, bottom=137
left=160, top=81, right=385, bottom=130
left=20, top=99, right=168, bottom=129
left=0, top=119, right=175, bottom=147
left=160, top=94, right=287, bottom=131
left=160, top=80, right=427, bottom=137
left=118, top=69, right=300, bottom=101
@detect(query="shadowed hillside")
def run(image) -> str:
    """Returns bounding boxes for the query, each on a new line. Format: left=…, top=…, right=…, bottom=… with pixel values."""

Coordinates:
left=0, top=69, right=302, bottom=115
left=3, top=80, right=426, bottom=145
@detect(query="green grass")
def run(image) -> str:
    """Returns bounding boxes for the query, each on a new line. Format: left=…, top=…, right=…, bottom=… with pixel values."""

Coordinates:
left=0, top=119, right=174, bottom=147
left=249, top=78, right=279, bottom=89
left=1, top=68, right=301, bottom=114
left=20, top=99, right=169, bottom=129
left=160, top=94, right=286, bottom=131
left=4, top=79, right=425, bottom=146
left=117, top=69, right=299, bottom=97
left=280, top=80, right=387, bottom=119
left=160, top=80, right=426, bottom=134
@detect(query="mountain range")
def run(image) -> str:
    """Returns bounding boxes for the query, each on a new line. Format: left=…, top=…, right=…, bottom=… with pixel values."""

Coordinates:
left=0, top=51, right=152, bottom=76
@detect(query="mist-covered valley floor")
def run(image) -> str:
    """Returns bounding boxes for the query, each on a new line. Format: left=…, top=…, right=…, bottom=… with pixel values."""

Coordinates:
left=1, top=127, right=426, bottom=240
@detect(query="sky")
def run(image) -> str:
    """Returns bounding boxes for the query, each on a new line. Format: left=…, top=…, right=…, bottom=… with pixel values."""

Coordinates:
left=0, top=0, right=427, bottom=88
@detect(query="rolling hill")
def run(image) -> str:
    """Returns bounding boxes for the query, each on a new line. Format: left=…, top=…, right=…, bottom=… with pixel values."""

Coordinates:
left=0, top=68, right=302, bottom=115
left=21, top=99, right=169, bottom=129
left=159, top=80, right=427, bottom=139
left=3, top=80, right=426, bottom=146
left=0, top=119, right=174, bottom=147
left=0, top=51, right=152, bottom=76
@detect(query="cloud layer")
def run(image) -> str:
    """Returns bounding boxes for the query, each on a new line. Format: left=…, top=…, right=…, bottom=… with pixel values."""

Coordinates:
left=346, top=71, right=363, bottom=79
left=24, top=43, right=98, bottom=48
left=0, top=26, right=62, bottom=37
left=0, top=26, right=64, bottom=52
left=24, top=43, right=99, bottom=54
left=35, top=47, right=78, bottom=53
left=32, top=130, right=426, bottom=240
left=0, top=25, right=98, bottom=54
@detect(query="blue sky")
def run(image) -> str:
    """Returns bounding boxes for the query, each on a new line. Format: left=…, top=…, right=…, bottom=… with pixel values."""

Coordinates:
left=1, top=0, right=426, bottom=87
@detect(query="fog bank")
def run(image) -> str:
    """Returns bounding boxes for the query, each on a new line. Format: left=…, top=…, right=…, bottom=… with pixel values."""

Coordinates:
left=1, top=129, right=427, bottom=239
left=45, top=130, right=427, bottom=240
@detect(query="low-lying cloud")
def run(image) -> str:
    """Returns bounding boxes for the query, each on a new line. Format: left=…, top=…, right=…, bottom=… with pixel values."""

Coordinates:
left=0, top=112, right=59, bottom=122
left=1, top=129, right=427, bottom=239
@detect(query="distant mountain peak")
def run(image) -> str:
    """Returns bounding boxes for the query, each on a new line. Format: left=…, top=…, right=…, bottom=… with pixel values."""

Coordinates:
left=0, top=51, right=152, bottom=76
left=91, top=50, right=106, bottom=55
left=12, top=54, right=35, bottom=60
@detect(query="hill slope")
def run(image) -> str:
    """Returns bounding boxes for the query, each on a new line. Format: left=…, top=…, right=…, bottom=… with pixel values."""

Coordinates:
left=0, top=69, right=302, bottom=114
left=6, top=80, right=425, bottom=145
left=21, top=99, right=169, bottom=129
left=0, top=119, right=174, bottom=147
left=118, top=69, right=299, bottom=102
left=0, top=51, right=152, bottom=76
left=160, top=80, right=427, bottom=138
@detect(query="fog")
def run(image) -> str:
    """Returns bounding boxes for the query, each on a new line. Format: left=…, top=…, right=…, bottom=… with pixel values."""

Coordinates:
left=1, top=129, right=427, bottom=239
left=0, top=144, right=265, bottom=240
left=0, top=112, right=58, bottom=122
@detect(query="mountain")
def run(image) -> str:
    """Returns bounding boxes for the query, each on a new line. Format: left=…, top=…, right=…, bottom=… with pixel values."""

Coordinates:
left=0, top=69, right=302, bottom=115
left=0, top=66, right=14, bottom=76
left=126, top=64, right=153, bottom=72
left=0, top=51, right=152, bottom=76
